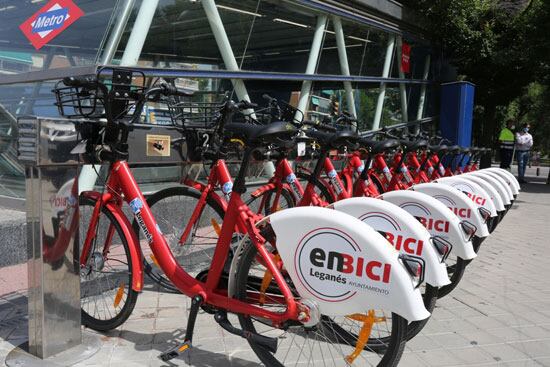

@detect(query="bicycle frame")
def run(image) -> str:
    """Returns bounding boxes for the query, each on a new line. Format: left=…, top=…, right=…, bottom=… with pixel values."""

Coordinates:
left=179, top=160, right=247, bottom=242
left=80, top=160, right=300, bottom=324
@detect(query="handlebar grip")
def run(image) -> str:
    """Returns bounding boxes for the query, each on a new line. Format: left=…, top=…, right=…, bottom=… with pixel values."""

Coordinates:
left=160, top=83, right=194, bottom=97
left=63, top=76, right=98, bottom=89
left=303, top=120, right=337, bottom=132
left=262, top=94, right=274, bottom=102
left=236, top=100, right=258, bottom=110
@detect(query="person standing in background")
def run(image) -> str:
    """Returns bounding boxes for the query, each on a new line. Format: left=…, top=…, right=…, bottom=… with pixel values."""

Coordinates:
left=498, top=120, right=515, bottom=169
left=515, top=123, right=533, bottom=183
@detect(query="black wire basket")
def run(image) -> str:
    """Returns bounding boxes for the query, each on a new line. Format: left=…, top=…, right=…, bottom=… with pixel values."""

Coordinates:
left=52, top=69, right=147, bottom=119
left=53, top=80, right=104, bottom=118
left=168, top=101, right=223, bottom=130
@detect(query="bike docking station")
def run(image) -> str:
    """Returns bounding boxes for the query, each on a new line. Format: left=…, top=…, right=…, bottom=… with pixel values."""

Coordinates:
left=5, top=115, right=185, bottom=366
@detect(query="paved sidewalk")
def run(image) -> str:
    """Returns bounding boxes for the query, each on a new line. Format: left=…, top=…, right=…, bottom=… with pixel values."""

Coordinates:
left=1, top=172, right=550, bottom=366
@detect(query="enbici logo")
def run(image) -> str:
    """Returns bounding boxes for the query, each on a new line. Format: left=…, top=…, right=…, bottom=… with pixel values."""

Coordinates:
left=399, top=202, right=451, bottom=233
left=358, top=212, right=425, bottom=256
left=433, top=194, right=473, bottom=219
left=19, top=0, right=84, bottom=50
left=294, top=228, right=392, bottom=302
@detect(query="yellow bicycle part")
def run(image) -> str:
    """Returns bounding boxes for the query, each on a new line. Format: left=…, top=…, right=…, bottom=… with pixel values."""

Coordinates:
left=259, top=254, right=281, bottom=305
left=230, top=138, right=245, bottom=147
left=178, top=344, right=189, bottom=352
left=211, top=218, right=222, bottom=236
left=150, top=254, right=160, bottom=267
left=344, top=310, right=387, bottom=364
left=113, top=281, right=126, bottom=308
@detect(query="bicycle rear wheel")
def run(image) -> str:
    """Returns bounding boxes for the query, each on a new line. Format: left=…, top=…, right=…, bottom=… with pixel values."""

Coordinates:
left=232, top=235, right=408, bottom=367
left=136, top=186, right=226, bottom=293
left=79, top=196, right=138, bottom=331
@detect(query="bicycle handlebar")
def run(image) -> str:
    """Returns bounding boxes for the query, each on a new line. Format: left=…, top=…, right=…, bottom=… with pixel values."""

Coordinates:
left=302, top=120, right=337, bottom=132
left=62, top=76, right=100, bottom=89
left=158, top=83, right=194, bottom=97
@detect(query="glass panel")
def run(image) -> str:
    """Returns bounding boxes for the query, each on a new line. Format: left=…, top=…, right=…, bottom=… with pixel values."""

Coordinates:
left=380, top=86, right=403, bottom=127
left=0, top=0, right=121, bottom=74
left=316, top=18, right=382, bottom=77
left=238, top=0, right=321, bottom=73
left=118, top=0, right=225, bottom=68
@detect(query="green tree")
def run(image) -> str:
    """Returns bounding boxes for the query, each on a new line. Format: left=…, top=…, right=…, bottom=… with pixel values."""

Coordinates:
left=403, top=0, right=550, bottom=149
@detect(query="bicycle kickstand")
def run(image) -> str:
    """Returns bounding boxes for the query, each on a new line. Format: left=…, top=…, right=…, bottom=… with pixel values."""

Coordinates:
left=159, top=294, right=203, bottom=362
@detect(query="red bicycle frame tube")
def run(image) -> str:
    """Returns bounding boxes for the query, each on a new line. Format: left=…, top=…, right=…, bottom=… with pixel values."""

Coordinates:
left=82, top=160, right=300, bottom=323
left=405, top=151, right=431, bottom=184
left=428, top=154, right=446, bottom=179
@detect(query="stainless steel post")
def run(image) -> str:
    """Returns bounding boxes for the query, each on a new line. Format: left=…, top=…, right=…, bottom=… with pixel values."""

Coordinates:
left=7, top=117, right=100, bottom=363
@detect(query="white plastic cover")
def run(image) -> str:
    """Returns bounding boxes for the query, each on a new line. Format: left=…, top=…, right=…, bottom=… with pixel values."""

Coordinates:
left=458, top=175, right=505, bottom=211
left=332, top=197, right=450, bottom=287
left=435, top=177, right=498, bottom=217
left=269, top=207, right=430, bottom=322
left=380, top=191, right=476, bottom=260
left=482, top=170, right=515, bottom=202
left=485, top=168, right=520, bottom=195
left=411, top=183, right=489, bottom=238
left=466, top=171, right=513, bottom=204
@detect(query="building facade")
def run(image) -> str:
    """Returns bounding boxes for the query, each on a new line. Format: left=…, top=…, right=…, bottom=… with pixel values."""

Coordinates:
left=0, top=0, right=435, bottom=203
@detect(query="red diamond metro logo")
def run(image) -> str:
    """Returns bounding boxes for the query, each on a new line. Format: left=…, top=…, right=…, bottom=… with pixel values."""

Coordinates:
left=19, top=0, right=84, bottom=50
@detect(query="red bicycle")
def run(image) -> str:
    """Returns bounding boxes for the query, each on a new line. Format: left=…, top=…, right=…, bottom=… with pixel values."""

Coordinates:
left=56, top=70, right=425, bottom=366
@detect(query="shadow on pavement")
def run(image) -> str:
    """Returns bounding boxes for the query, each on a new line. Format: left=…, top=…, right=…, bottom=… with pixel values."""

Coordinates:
left=517, top=179, right=550, bottom=194
left=115, top=328, right=260, bottom=367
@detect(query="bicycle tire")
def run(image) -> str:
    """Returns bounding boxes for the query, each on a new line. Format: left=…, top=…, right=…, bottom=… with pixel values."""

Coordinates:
left=232, top=236, right=408, bottom=367
left=79, top=196, right=138, bottom=331
left=436, top=257, right=467, bottom=298
left=134, top=185, right=226, bottom=293
left=405, top=285, right=438, bottom=340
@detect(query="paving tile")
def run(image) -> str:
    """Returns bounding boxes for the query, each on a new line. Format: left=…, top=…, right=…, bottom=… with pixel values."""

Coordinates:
left=480, top=343, right=531, bottom=363
left=508, top=340, right=550, bottom=359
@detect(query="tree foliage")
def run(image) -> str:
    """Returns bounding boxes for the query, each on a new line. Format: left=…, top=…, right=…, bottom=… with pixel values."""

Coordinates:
left=403, top=0, right=550, bottom=151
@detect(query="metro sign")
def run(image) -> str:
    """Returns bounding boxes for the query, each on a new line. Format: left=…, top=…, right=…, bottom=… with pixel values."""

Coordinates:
left=19, top=0, right=84, bottom=50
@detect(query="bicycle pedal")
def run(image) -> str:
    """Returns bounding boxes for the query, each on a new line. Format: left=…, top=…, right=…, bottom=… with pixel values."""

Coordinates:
left=159, top=341, right=192, bottom=362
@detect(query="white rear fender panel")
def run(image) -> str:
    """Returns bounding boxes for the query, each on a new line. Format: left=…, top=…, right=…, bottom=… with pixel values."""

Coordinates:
left=411, top=183, right=489, bottom=238
left=269, top=207, right=431, bottom=322
left=435, top=177, right=497, bottom=217
left=459, top=175, right=505, bottom=211
left=484, top=168, right=520, bottom=196
left=478, top=171, right=514, bottom=202
left=465, top=172, right=511, bottom=205
left=332, top=197, right=450, bottom=287
left=380, top=191, right=476, bottom=260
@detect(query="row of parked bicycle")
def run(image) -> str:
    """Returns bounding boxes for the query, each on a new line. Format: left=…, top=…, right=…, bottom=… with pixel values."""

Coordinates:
left=53, top=68, right=518, bottom=366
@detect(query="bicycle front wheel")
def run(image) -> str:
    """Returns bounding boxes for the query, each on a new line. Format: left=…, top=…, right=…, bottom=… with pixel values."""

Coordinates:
left=79, top=196, right=138, bottom=331
left=232, top=236, right=408, bottom=367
